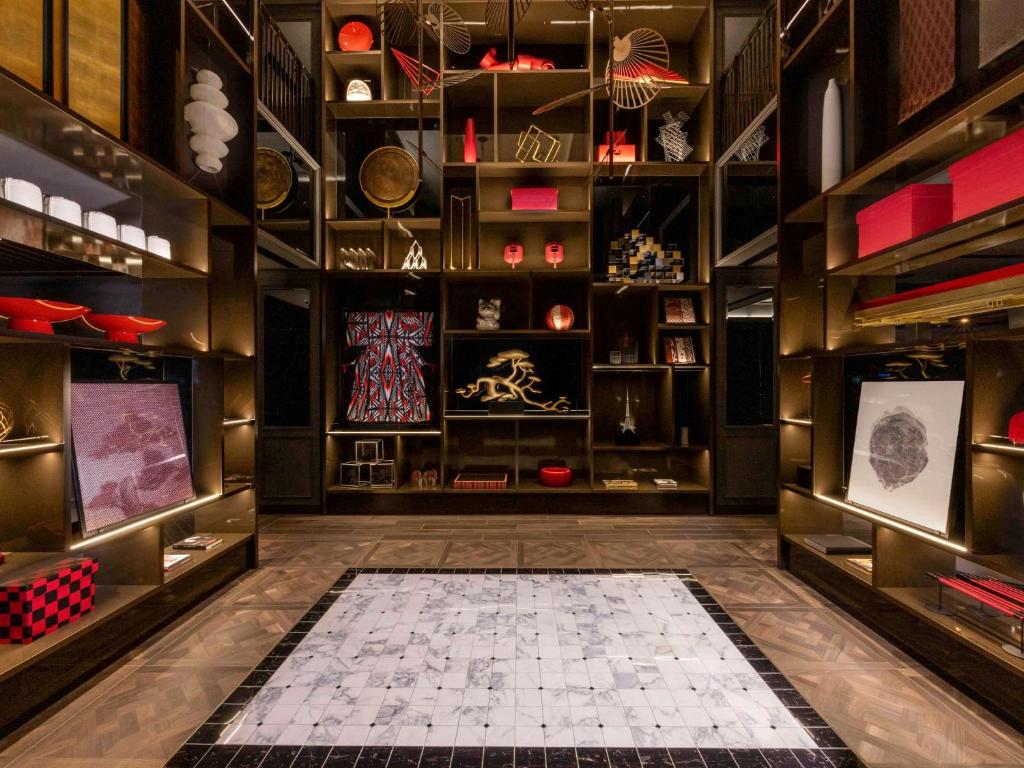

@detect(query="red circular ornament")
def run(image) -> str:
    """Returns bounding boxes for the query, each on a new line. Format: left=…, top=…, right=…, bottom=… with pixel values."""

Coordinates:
left=338, top=21, right=373, bottom=52
left=0, top=297, right=90, bottom=334
left=81, top=314, right=167, bottom=343
left=545, top=304, right=575, bottom=331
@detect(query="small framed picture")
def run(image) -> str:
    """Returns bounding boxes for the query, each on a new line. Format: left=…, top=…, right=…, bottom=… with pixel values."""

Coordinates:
left=355, top=439, right=383, bottom=462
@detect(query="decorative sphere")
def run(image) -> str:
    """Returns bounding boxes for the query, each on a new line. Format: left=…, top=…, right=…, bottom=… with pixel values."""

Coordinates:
left=545, top=304, right=575, bottom=331
left=338, top=21, right=373, bottom=52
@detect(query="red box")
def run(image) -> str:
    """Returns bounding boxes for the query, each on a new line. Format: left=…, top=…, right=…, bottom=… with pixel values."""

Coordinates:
left=0, top=557, right=98, bottom=644
left=855, top=183, right=952, bottom=258
left=948, top=126, right=1024, bottom=221
left=597, top=131, right=636, bottom=163
left=510, top=187, right=558, bottom=211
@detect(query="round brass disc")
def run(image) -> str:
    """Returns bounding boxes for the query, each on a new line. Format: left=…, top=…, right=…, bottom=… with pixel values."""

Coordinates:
left=256, top=147, right=294, bottom=210
left=359, top=146, right=419, bottom=211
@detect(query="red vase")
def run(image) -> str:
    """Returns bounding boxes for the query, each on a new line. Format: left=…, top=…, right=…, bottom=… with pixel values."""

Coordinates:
left=464, top=118, right=477, bottom=164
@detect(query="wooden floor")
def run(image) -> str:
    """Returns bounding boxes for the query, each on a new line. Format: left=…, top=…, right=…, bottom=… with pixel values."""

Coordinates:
left=2, top=514, right=1024, bottom=767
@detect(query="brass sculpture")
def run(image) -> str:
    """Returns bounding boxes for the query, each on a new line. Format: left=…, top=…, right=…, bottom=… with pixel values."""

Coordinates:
left=456, top=349, right=570, bottom=412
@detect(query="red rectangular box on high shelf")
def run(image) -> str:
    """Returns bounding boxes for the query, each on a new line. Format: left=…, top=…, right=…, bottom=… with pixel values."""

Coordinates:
left=0, top=558, right=98, bottom=644
left=510, top=188, right=558, bottom=211
left=855, top=183, right=953, bottom=258
left=948, top=126, right=1024, bottom=220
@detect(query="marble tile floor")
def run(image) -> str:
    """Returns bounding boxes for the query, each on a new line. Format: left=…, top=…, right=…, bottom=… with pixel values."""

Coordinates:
left=0, top=515, right=1022, bottom=768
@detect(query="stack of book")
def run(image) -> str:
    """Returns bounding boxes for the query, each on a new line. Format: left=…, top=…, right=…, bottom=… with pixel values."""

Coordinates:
left=653, top=478, right=678, bottom=490
left=602, top=479, right=638, bottom=490
left=163, top=554, right=191, bottom=572
left=173, top=535, right=223, bottom=551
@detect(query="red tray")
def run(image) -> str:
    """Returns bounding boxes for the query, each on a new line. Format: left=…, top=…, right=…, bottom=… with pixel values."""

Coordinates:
left=948, top=126, right=1024, bottom=220
left=855, top=183, right=952, bottom=258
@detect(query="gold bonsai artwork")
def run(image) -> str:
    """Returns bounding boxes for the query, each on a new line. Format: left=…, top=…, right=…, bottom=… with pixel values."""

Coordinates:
left=456, top=349, right=570, bottom=412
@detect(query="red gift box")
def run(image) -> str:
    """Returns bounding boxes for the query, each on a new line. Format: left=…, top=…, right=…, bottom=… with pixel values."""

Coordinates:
left=0, top=557, right=98, bottom=644
left=510, top=187, right=558, bottom=211
left=855, top=183, right=952, bottom=258
left=948, top=126, right=1024, bottom=221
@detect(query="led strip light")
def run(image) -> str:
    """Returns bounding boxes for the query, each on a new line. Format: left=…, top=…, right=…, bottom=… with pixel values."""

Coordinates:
left=813, top=492, right=968, bottom=553
left=69, top=494, right=222, bottom=550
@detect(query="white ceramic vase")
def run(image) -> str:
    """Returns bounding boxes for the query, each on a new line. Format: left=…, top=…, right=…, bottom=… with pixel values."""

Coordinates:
left=821, top=77, right=842, bottom=190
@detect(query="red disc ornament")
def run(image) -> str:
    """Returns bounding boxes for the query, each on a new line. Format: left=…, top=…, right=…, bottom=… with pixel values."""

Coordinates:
left=338, top=21, right=373, bottom=52
left=545, top=304, right=575, bottom=331
left=503, top=242, right=524, bottom=269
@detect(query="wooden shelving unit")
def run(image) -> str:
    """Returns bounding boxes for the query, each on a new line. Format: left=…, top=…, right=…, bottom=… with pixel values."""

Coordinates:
left=0, top=0, right=258, bottom=735
left=320, top=0, right=714, bottom=512
left=775, top=0, right=1024, bottom=728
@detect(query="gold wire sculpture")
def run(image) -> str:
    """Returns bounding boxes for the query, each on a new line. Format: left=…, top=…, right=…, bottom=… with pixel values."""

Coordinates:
left=515, top=125, right=561, bottom=163
left=456, top=349, right=570, bottom=412
left=380, top=0, right=472, bottom=55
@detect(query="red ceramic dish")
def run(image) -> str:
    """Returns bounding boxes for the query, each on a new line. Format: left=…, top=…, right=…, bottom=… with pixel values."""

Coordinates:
left=0, top=297, right=90, bottom=334
left=338, top=21, right=373, bottom=52
left=538, top=466, right=573, bottom=487
left=80, top=314, right=167, bottom=342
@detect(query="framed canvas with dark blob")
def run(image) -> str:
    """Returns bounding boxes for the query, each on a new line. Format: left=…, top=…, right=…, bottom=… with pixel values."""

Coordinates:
left=847, top=380, right=964, bottom=536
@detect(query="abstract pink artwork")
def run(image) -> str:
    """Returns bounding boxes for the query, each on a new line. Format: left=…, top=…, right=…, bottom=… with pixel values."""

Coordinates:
left=70, top=383, right=194, bottom=535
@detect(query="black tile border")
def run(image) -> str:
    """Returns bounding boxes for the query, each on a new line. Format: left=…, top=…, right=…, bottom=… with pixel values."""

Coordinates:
left=166, top=569, right=863, bottom=768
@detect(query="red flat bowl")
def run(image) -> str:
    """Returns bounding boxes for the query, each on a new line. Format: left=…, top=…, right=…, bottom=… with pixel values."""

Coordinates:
left=0, top=297, right=90, bottom=334
left=538, top=466, right=573, bottom=487
left=81, top=314, right=167, bottom=343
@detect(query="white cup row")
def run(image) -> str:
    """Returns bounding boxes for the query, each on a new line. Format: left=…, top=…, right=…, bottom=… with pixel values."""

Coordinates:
left=0, top=178, right=172, bottom=260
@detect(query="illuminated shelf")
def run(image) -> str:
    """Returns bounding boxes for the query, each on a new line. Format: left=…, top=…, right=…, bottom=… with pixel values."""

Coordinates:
left=327, top=427, right=442, bottom=436
left=973, top=438, right=1024, bottom=457
left=812, top=493, right=967, bottom=554
left=783, top=533, right=872, bottom=586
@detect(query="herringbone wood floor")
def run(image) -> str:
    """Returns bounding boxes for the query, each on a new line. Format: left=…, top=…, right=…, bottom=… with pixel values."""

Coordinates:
left=2, top=514, right=1023, bottom=767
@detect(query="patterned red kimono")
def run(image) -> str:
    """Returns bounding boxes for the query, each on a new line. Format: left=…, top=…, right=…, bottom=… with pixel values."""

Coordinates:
left=346, top=311, right=434, bottom=422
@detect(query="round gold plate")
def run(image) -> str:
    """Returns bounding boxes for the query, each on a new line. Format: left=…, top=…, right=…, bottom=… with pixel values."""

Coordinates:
left=359, top=146, right=419, bottom=211
left=256, top=147, right=294, bottom=210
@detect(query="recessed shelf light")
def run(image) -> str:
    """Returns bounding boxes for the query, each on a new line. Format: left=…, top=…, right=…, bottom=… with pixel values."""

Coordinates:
left=69, top=494, right=223, bottom=550
left=813, top=493, right=967, bottom=553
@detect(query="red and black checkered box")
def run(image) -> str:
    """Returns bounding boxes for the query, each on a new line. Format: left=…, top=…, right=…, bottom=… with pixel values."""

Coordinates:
left=0, top=558, right=98, bottom=644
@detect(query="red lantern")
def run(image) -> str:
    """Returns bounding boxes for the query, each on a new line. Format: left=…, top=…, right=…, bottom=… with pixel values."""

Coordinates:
left=545, top=242, right=564, bottom=269
left=503, top=242, right=523, bottom=270
left=545, top=304, right=575, bottom=331
left=338, top=21, right=373, bottom=52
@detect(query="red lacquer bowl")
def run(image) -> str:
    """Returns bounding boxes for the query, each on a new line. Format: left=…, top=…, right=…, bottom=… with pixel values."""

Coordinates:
left=538, top=466, right=573, bottom=487
left=338, top=21, right=373, bottom=52
left=0, top=297, right=90, bottom=334
left=81, top=314, right=167, bottom=343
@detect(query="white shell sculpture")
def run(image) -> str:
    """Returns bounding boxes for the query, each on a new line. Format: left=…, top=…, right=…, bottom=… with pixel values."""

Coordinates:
left=185, top=69, right=238, bottom=174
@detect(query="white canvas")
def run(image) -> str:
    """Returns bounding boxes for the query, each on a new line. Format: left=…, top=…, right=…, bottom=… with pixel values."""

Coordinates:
left=847, top=380, right=964, bottom=535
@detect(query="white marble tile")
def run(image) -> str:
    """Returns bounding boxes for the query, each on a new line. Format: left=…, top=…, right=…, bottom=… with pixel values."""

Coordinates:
left=217, top=572, right=825, bottom=750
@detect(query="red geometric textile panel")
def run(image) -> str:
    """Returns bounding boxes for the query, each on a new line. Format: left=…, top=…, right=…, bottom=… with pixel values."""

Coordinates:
left=899, top=0, right=955, bottom=123
left=346, top=311, right=434, bottom=423
left=0, top=558, right=98, bottom=644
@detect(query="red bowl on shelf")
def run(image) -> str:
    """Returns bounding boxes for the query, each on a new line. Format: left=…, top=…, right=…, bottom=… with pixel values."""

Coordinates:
left=538, top=466, right=573, bottom=487
left=80, top=314, right=167, bottom=343
left=0, top=297, right=90, bottom=334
